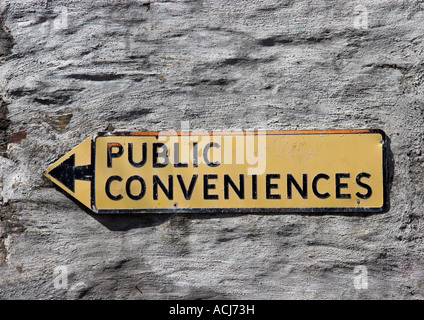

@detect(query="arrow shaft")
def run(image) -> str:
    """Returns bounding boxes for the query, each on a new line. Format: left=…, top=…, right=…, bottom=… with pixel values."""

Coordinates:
left=74, top=165, right=93, bottom=181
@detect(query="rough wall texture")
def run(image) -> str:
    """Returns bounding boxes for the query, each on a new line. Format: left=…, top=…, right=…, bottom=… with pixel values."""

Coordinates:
left=0, top=0, right=423, bottom=299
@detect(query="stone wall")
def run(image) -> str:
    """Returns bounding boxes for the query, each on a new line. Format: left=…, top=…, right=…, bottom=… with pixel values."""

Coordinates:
left=0, top=0, right=423, bottom=299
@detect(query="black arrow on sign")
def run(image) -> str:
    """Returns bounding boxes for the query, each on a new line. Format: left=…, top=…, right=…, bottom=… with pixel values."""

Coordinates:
left=48, top=154, right=93, bottom=193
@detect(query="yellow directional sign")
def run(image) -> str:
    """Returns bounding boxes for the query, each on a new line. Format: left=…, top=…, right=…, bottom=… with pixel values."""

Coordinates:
left=44, top=129, right=388, bottom=214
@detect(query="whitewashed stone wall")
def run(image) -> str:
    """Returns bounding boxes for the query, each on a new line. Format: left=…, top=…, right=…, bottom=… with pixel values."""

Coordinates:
left=0, top=0, right=423, bottom=299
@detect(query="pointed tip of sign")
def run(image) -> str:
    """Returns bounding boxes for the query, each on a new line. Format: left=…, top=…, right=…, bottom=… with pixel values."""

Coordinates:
left=47, top=153, right=76, bottom=192
left=44, top=135, right=93, bottom=211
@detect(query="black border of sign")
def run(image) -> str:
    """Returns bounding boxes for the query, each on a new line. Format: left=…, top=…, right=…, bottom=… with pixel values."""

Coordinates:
left=89, top=129, right=389, bottom=214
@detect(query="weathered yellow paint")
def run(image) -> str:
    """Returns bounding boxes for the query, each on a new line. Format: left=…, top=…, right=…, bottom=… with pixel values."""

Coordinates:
left=92, top=130, right=385, bottom=212
left=44, top=130, right=386, bottom=213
